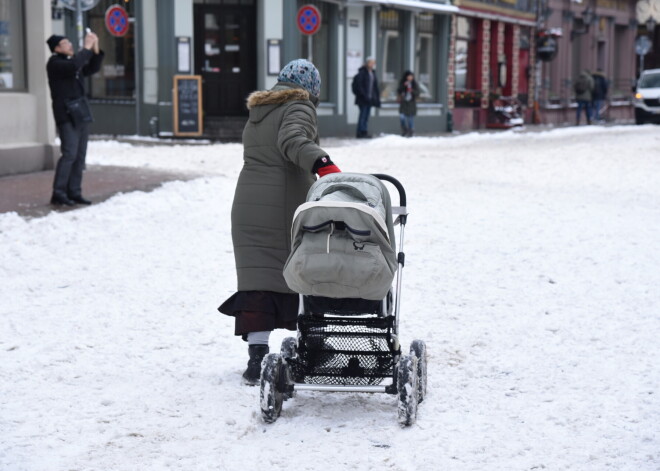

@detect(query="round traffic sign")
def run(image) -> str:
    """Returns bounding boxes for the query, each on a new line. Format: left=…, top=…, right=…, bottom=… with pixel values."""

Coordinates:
left=105, top=5, right=130, bottom=37
left=297, top=5, right=322, bottom=36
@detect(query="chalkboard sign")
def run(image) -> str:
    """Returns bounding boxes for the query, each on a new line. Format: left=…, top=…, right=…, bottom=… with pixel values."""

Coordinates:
left=173, top=75, right=203, bottom=136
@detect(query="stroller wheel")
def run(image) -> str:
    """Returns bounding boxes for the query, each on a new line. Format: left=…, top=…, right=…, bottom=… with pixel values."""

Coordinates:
left=410, top=340, right=428, bottom=402
left=260, top=353, right=286, bottom=423
left=280, top=337, right=297, bottom=360
left=396, top=354, right=419, bottom=426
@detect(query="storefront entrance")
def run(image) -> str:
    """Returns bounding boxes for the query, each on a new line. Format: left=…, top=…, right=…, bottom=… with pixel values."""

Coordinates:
left=194, top=4, right=256, bottom=117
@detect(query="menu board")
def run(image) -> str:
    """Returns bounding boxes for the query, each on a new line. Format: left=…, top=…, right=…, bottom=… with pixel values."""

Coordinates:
left=173, top=75, right=202, bottom=136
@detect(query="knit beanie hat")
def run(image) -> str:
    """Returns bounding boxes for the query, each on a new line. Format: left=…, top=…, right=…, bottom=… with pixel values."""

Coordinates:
left=46, top=35, right=66, bottom=53
left=277, top=59, right=321, bottom=97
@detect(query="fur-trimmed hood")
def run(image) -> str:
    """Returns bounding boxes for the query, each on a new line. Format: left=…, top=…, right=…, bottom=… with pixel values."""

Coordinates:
left=247, top=87, right=310, bottom=109
left=246, top=83, right=318, bottom=124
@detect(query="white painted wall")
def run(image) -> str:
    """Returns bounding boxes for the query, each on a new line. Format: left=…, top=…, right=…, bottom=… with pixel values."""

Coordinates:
left=345, top=6, right=365, bottom=124
left=260, top=0, right=283, bottom=90
left=142, top=0, right=158, bottom=104
left=174, top=0, right=194, bottom=72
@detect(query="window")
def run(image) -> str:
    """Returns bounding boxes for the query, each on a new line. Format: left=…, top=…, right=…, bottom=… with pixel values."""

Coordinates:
left=0, top=0, right=26, bottom=91
left=379, top=9, right=403, bottom=102
left=87, top=0, right=136, bottom=100
left=454, top=16, right=479, bottom=107
left=415, top=13, right=436, bottom=102
left=298, top=1, right=330, bottom=102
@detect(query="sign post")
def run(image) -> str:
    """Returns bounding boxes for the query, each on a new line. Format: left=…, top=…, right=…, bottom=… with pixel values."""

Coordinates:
left=297, top=5, right=322, bottom=62
left=635, top=35, right=652, bottom=74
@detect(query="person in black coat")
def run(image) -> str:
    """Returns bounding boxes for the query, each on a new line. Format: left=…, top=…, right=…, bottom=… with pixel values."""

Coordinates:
left=46, top=33, right=104, bottom=206
left=591, top=69, right=609, bottom=123
left=352, top=57, right=381, bottom=138
left=396, top=70, right=420, bottom=137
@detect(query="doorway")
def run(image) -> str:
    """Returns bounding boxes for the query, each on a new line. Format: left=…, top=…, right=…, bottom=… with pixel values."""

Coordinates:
left=194, top=4, right=256, bottom=117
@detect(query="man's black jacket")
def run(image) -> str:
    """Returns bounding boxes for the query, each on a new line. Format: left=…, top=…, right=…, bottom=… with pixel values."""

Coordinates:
left=353, top=65, right=381, bottom=107
left=47, top=49, right=104, bottom=125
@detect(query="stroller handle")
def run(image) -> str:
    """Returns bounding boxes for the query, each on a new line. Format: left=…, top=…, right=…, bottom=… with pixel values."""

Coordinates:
left=371, top=174, right=406, bottom=207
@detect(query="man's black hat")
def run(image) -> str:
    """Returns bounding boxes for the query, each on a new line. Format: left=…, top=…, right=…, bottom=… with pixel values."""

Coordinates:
left=46, top=35, right=66, bottom=53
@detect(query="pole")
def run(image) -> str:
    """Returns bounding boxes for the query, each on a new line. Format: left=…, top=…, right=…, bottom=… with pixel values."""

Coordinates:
left=308, top=35, right=312, bottom=62
left=76, top=0, right=83, bottom=50
left=130, top=17, right=141, bottom=135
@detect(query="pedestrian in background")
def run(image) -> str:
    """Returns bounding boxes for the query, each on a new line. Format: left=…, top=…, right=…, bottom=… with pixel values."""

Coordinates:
left=397, top=70, right=419, bottom=137
left=46, top=32, right=104, bottom=206
left=218, top=59, right=341, bottom=385
left=591, top=68, right=609, bottom=123
left=352, top=57, right=381, bottom=138
left=573, top=69, right=594, bottom=125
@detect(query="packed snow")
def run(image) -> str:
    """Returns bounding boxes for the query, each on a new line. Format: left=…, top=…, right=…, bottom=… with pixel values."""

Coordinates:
left=1, top=125, right=659, bottom=471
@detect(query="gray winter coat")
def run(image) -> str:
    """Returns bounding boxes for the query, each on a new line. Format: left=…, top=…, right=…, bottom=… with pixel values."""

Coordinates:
left=574, top=71, right=594, bottom=102
left=231, top=82, right=329, bottom=293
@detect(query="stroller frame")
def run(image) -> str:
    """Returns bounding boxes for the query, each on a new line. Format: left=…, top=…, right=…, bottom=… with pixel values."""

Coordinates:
left=260, top=174, right=428, bottom=426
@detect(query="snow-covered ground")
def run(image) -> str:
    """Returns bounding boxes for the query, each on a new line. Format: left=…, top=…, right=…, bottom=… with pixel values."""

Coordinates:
left=1, top=125, right=659, bottom=471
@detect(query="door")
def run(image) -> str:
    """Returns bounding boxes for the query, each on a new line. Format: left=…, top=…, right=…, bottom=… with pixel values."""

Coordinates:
left=194, top=5, right=256, bottom=117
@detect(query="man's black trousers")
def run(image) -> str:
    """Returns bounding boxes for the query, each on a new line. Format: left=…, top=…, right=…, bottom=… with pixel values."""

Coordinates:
left=52, top=121, right=90, bottom=199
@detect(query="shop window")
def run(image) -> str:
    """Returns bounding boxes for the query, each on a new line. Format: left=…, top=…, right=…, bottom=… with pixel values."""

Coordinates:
left=0, top=0, right=26, bottom=91
left=379, top=9, right=403, bottom=102
left=454, top=16, right=479, bottom=107
left=87, top=0, right=136, bottom=100
left=298, top=0, right=330, bottom=102
left=415, top=13, right=436, bottom=102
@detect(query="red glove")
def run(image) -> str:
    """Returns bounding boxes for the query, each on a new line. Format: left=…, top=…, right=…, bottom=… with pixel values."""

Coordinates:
left=317, top=164, right=341, bottom=177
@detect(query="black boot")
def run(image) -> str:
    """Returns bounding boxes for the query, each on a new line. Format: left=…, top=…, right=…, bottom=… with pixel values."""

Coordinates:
left=401, top=125, right=408, bottom=137
left=242, top=344, right=269, bottom=386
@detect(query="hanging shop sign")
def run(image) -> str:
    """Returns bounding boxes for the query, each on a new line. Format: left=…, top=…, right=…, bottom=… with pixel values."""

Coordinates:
left=536, top=29, right=562, bottom=62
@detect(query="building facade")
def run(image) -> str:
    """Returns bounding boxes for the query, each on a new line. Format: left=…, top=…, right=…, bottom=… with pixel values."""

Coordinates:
left=536, top=0, right=651, bottom=125
left=447, top=0, right=537, bottom=130
left=48, top=0, right=458, bottom=140
left=0, top=1, right=56, bottom=176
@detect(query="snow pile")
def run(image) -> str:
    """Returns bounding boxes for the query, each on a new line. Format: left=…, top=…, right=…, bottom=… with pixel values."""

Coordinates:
left=1, top=126, right=659, bottom=470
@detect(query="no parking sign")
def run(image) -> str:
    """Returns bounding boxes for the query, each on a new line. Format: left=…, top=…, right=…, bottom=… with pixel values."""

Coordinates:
left=105, top=5, right=130, bottom=37
left=297, top=5, right=322, bottom=36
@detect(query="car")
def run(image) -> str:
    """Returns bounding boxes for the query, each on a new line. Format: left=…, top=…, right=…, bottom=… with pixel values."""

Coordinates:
left=633, top=68, right=660, bottom=124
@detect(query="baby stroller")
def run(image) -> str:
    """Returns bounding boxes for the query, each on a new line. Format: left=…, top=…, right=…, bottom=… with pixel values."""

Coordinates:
left=259, top=173, right=427, bottom=426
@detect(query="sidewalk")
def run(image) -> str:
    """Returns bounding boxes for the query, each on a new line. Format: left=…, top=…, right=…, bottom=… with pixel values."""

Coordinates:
left=0, top=165, right=196, bottom=219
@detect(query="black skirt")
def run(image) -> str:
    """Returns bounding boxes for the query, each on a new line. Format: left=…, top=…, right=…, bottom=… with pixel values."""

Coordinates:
left=218, top=290, right=299, bottom=339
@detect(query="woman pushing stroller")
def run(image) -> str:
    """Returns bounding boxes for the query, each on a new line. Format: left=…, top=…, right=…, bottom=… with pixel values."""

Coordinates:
left=219, top=59, right=341, bottom=385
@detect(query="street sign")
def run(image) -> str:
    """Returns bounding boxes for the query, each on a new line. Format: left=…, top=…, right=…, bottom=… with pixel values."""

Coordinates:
left=635, top=35, right=652, bottom=56
left=105, top=5, right=130, bottom=37
left=297, top=5, right=322, bottom=36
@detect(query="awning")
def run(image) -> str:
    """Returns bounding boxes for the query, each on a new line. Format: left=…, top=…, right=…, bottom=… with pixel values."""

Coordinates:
left=457, top=6, right=536, bottom=27
left=351, top=0, right=459, bottom=14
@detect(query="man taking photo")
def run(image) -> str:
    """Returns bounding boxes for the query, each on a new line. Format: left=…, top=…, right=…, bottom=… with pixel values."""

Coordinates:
left=46, top=31, right=104, bottom=206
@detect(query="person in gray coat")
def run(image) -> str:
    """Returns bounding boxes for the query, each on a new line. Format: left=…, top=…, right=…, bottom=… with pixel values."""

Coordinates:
left=574, top=69, right=594, bottom=125
left=219, top=59, right=341, bottom=385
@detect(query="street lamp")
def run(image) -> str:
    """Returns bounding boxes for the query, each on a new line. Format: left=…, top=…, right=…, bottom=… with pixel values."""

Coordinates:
left=571, top=6, right=596, bottom=40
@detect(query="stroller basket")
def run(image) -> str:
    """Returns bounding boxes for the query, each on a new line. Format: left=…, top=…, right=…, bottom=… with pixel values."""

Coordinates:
left=303, top=294, right=389, bottom=316
left=289, top=314, right=398, bottom=386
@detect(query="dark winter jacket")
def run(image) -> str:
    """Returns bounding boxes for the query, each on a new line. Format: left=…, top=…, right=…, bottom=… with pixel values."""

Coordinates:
left=397, top=79, right=420, bottom=116
left=47, top=49, right=104, bottom=125
left=591, top=71, right=608, bottom=101
left=231, top=82, right=329, bottom=293
left=353, top=66, right=381, bottom=107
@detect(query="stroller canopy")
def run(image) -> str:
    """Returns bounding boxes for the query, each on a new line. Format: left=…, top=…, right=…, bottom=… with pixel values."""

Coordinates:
left=284, top=173, right=398, bottom=300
